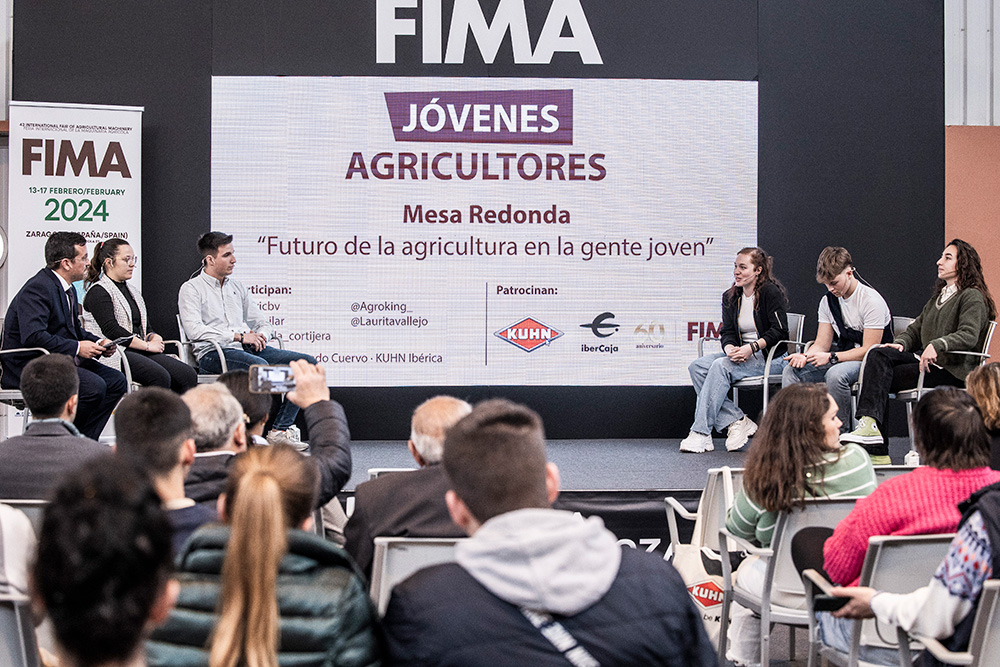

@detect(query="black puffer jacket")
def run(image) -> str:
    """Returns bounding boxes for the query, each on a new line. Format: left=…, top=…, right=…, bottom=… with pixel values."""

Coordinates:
left=147, top=526, right=381, bottom=667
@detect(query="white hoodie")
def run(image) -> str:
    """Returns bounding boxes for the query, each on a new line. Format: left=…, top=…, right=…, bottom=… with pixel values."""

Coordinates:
left=455, top=508, right=622, bottom=616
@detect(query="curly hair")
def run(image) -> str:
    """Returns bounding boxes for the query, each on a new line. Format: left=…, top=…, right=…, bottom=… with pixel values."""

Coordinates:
left=967, top=362, right=1000, bottom=431
left=935, top=239, right=997, bottom=320
left=741, top=383, right=838, bottom=512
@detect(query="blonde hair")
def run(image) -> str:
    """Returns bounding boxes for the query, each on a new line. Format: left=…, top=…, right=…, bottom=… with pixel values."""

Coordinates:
left=209, top=445, right=318, bottom=667
left=815, top=246, right=853, bottom=284
left=968, top=362, right=1000, bottom=431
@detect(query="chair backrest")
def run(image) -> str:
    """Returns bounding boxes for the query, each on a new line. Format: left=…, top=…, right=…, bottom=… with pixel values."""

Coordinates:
left=0, top=500, right=47, bottom=535
left=873, top=465, right=917, bottom=485
left=892, top=316, right=915, bottom=338
left=0, top=594, right=42, bottom=667
left=768, top=498, right=859, bottom=599
left=857, top=534, right=954, bottom=649
left=968, top=579, right=1000, bottom=666
left=693, top=467, right=743, bottom=552
left=369, top=536, right=465, bottom=616
left=174, top=314, right=196, bottom=367
left=981, top=321, right=998, bottom=361
left=367, top=467, right=417, bottom=481
left=787, top=312, right=806, bottom=346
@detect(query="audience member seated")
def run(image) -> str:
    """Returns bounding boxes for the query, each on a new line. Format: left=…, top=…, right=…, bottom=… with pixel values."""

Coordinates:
left=681, top=246, right=789, bottom=453
left=33, top=456, right=177, bottom=667
left=383, top=399, right=717, bottom=666
left=0, top=503, right=35, bottom=595
left=724, top=383, right=877, bottom=667
left=1, top=231, right=127, bottom=440
left=842, top=239, right=997, bottom=464
left=819, top=478, right=1000, bottom=666
left=345, top=395, right=471, bottom=577
left=148, top=444, right=380, bottom=667
left=182, top=383, right=248, bottom=507
left=183, top=361, right=352, bottom=510
left=216, top=369, right=273, bottom=445
left=0, top=354, right=108, bottom=499
left=966, top=361, right=1000, bottom=470
left=782, top=246, right=892, bottom=431
left=820, top=388, right=1000, bottom=586
left=82, top=237, right=197, bottom=393
left=115, top=388, right=218, bottom=555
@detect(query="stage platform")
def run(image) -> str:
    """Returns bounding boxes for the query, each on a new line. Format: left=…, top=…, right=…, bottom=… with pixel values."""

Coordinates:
left=346, top=436, right=916, bottom=491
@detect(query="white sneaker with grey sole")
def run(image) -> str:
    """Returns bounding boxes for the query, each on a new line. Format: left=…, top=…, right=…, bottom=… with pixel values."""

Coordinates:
left=679, top=431, right=714, bottom=453
left=725, top=416, right=757, bottom=451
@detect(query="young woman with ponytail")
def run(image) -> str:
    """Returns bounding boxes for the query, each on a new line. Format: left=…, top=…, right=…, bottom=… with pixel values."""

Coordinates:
left=82, top=237, right=197, bottom=392
left=147, top=444, right=380, bottom=667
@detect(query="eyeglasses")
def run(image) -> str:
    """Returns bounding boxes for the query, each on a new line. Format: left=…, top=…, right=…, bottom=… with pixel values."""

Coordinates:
left=117, top=255, right=138, bottom=266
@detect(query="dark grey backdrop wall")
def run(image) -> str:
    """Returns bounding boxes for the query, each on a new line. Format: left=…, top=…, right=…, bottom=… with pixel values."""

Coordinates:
left=13, top=1, right=943, bottom=438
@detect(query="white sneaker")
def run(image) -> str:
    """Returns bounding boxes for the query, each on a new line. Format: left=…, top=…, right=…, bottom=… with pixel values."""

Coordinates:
left=679, top=431, right=714, bottom=453
left=266, top=425, right=309, bottom=452
left=725, top=416, right=757, bottom=451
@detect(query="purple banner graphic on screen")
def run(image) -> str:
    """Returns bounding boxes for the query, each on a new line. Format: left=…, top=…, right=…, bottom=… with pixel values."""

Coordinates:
left=384, top=90, right=573, bottom=145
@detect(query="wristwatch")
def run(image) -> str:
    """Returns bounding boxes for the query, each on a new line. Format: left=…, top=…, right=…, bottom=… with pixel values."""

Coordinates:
left=829, top=352, right=839, bottom=365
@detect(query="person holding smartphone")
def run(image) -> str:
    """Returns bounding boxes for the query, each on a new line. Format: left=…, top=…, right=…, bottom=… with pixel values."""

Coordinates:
left=83, top=237, right=198, bottom=393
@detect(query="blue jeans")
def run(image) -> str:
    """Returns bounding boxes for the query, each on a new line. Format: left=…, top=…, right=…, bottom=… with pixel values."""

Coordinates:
left=688, top=351, right=786, bottom=435
left=199, top=345, right=317, bottom=430
left=782, top=360, right=861, bottom=431
left=816, top=612, right=908, bottom=666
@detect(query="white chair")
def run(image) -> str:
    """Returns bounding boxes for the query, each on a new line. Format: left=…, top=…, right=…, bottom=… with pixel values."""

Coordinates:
left=873, top=465, right=918, bottom=486
left=665, top=466, right=743, bottom=554
left=900, top=579, right=1000, bottom=666
left=367, top=467, right=416, bottom=481
left=0, top=500, right=47, bottom=534
left=0, top=594, right=41, bottom=667
left=369, top=536, right=465, bottom=616
left=175, top=314, right=229, bottom=382
left=717, top=497, right=859, bottom=667
left=804, top=533, right=954, bottom=667
left=698, top=313, right=806, bottom=416
left=0, top=322, right=50, bottom=431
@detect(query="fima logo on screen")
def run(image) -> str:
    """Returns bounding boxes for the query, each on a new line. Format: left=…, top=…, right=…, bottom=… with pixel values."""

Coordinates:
left=376, top=0, right=602, bottom=65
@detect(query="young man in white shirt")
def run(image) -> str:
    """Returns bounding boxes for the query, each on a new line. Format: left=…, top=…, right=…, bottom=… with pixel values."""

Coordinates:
left=782, top=247, right=892, bottom=454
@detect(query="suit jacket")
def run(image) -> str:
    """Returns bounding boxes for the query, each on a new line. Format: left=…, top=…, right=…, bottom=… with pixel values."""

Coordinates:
left=1, top=268, right=99, bottom=387
left=0, top=421, right=109, bottom=499
left=344, top=464, right=465, bottom=578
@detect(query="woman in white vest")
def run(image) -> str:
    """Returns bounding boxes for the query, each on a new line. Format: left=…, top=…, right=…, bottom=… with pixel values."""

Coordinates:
left=83, top=238, right=197, bottom=392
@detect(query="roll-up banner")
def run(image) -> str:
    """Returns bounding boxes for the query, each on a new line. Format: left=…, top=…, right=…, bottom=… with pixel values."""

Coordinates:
left=6, top=101, right=142, bottom=431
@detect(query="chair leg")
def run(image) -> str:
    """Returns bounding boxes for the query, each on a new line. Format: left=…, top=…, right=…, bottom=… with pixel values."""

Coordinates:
left=789, top=626, right=795, bottom=661
left=906, top=402, right=915, bottom=449
left=718, top=595, right=732, bottom=667
left=760, top=605, right=771, bottom=667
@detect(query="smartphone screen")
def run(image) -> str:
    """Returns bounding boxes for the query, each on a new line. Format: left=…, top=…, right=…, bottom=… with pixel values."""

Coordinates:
left=249, top=365, right=296, bottom=393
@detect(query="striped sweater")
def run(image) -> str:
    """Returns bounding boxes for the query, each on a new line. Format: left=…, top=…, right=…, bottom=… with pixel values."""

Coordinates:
left=725, top=443, right=877, bottom=548
left=823, top=465, right=1000, bottom=586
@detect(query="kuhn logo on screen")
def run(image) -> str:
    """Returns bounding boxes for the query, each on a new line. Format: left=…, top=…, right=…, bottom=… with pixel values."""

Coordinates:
left=495, top=317, right=563, bottom=352
left=688, top=581, right=724, bottom=609
left=384, top=90, right=573, bottom=145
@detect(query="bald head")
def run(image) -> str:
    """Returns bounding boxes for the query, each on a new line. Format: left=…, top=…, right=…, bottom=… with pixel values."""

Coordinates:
left=181, top=384, right=245, bottom=453
left=409, top=396, right=472, bottom=465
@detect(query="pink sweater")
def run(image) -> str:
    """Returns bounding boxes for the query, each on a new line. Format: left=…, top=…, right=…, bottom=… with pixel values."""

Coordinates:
left=823, top=466, right=1000, bottom=586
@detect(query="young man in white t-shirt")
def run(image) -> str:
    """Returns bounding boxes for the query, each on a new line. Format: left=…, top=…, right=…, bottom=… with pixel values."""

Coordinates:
left=782, top=248, right=892, bottom=449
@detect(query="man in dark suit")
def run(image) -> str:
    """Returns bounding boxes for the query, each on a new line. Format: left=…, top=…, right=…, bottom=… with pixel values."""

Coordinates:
left=1, top=232, right=126, bottom=440
left=344, top=395, right=471, bottom=577
left=0, top=354, right=108, bottom=499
